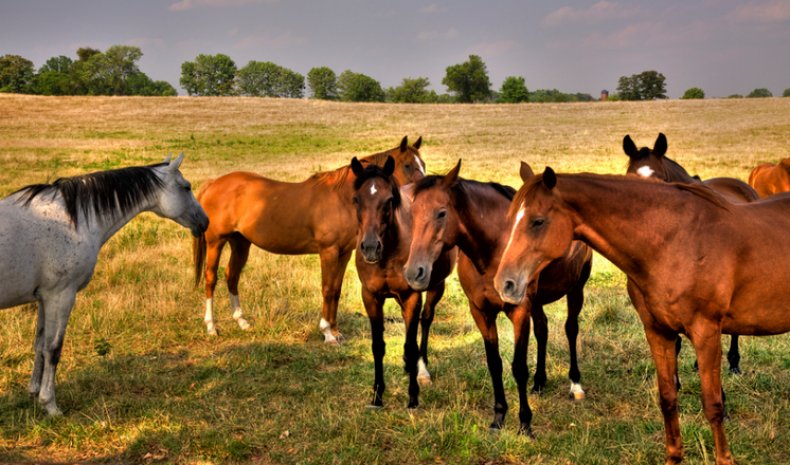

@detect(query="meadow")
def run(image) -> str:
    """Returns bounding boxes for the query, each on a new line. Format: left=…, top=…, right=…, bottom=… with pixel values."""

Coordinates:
left=0, top=94, right=788, bottom=465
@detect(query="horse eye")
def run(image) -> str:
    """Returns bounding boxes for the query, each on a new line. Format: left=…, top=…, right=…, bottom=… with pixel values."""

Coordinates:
left=183, top=184, right=192, bottom=191
left=436, top=210, right=447, bottom=220
left=530, top=218, right=546, bottom=228
left=353, top=196, right=359, bottom=205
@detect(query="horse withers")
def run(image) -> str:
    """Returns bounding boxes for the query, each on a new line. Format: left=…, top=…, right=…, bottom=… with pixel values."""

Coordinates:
left=350, top=156, right=455, bottom=408
left=495, top=168, right=790, bottom=465
left=403, top=160, right=592, bottom=436
left=193, top=136, right=426, bottom=342
left=0, top=154, right=208, bottom=415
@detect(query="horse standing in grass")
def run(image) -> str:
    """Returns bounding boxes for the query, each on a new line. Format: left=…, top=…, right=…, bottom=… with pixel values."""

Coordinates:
left=495, top=168, right=790, bottom=465
left=748, top=157, right=790, bottom=197
left=403, top=161, right=592, bottom=435
left=193, top=137, right=426, bottom=341
left=0, top=154, right=208, bottom=415
left=350, top=156, right=455, bottom=407
left=623, top=132, right=758, bottom=375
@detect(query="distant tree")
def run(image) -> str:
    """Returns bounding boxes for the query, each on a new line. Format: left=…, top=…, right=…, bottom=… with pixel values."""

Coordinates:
left=442, top=55, right=492, bottom=103
left=784, top=88, right=790, bottom=97
left=337, top=70, right=385, bottom=102
left=747, top=88, right=773, bottom=98
left=616, top=70, right=667, bottom=100
left=126, top=73, right=177, bottom=96
left=728, top=94, right=743, bottom=99
left=498, top=76, right=529, bottom=103
left=0, top=54, right=35, bottom=93
left=386, top=77, right=438, bottom=103
left=76, top=47, right=101, bottom=62
left=180, top=54, right=237, bottom=96
left=102, top=45, right=143, bottom=95
left=237, top=61, right=304, bottom=98
left=681, top=87, right=705, bottom=99
left=307, top=66, right=338, bottom=100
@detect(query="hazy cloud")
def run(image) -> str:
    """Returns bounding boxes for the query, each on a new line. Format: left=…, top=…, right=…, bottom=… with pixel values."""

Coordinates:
left=468, top=40, right=515, bottom=57
left=730, top=1, right=790, bottom=22
left=169, top=0, right=275, bottom=12
left=580, top=22, right=662, bottom=49
left=416, top=28, right=458, bottom=42
left=543, top=1, right=629, bottom=26
left=233, top=31, right=307, bottom=50
left=421, top=4, right=441, bottom=14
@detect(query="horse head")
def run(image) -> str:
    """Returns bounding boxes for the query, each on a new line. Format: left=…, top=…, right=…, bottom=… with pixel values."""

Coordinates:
left=403, top=160, right=462, bottom=291
left=623, top=132, right=671, bottom=180
left=495, top=166, right=574, bottom=305
left=351, top=155, right=400, bottom=264
left=388, top=135, right=426, bottom=185
left=151, top=153, right=209, bottom=237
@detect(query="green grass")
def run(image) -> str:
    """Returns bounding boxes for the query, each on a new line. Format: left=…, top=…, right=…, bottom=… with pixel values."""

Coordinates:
left=1, top=95, right=789, bottom=464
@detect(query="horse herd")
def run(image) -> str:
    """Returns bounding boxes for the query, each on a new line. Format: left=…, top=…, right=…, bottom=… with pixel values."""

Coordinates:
left=2, top=135, right=789, bottom=465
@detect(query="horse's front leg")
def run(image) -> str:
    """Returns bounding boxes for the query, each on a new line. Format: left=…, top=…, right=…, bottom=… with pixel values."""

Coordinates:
left=28, top=300, right=46, bottom=397
left=470, top=304, right=507, bottom=430
left=690, top=322, right=734, bottom=465
left=362, top=289, right=386, bottom=407
left=508, top=303, right=534, bottom=436
left=399, top=292, right=423, bottom=408
left=530, top=303, right=548, bottom=394
left=38, top=290, right=77, bottom=416
left=565, top=284, right=586, bottom=400
left=417, top=281, right=445, bottom=386
left=727, top=335, right=741, bottom=375
left=319, top=246, right=353, bottom=344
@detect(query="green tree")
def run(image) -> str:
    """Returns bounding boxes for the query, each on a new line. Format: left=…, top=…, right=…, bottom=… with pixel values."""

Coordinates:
left=336, top=70, right=385, bottom=102
left=307, top=66, right=338, bottom=100
left=442, top=55, right=491, bottom=103
left=681, top=87, right=705, bottom=99
left=386, top=77, right=438, bottom=103
left=616, top=70, right=667, bottom=100
left=783, top=88, right=790, bottom=97
left=747, top=88, right=773, bottom=98
left=498, top=76, right=529, bottom=103
left=0, top=54, right=35, bottom=93
left=31, top=56, right=74, bottom=95
left=103, top=45, right=143, bottom=95
left=237, top=61, right=304, bottom=98
left=180, top=54, right=237, bottom=96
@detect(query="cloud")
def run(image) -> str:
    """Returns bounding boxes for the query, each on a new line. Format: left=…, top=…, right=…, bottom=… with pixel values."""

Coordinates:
left=543, top=1, right=629, bottom=26
left=127, top=37, right=165, bottom=49
left=730, top=1, right=790, bottom=22
left=468, top=40, right=516, bottom=57
left=169, top=0, right=276, bottom=12
left=233, top=31, right=307, bottom=50
left=416, top=28, right=458, bottom=42
left=578, top=21, right=662, bottom=49
left=421, top=4, right=441, bottom=14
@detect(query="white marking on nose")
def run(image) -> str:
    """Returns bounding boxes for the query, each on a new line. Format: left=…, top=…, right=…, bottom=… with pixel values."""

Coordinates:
left=370, top=184, right=377, bottom=195
left=637, top=166, right=655, bottom=178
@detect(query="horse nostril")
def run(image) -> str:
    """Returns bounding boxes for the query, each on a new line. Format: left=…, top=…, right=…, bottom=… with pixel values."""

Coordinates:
left=416, top=266, right=426, bottom=282
left=504, top=279, right=517, bottom=295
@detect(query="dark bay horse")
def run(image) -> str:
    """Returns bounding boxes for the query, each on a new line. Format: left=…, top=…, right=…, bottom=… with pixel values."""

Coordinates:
left=403, top=161, right=592, bottom=435
left=623, top=132, right=759, bottom=374
left=748, top=157, right=790, bottom=197
left=350, top=156, right=455, bottom=408
left=1, top=154, right=208, bottom=415
left=193, top=137, right=426, bottom=341
left=495, top=169, right=790, bottom=465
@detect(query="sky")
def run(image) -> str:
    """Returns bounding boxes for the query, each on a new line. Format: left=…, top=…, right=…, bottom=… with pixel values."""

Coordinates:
left=1, top=0, right=789, bottom=98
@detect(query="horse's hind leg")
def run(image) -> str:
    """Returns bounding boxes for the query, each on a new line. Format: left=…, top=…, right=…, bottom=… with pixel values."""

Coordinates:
left=318, top=246, right=352, bottom=344
left=38, top=290, right=77, bottom=416
left=204, top=236, right=226, bottom=336
left=727, top=335, right=741, bottom=374
left=531, top=304, right=548, bottom=394
left=508, top=305, right=534, bottom=436
left=28, top=301, right=46, bottom=397
left=470, top=304, right=508, bottom=431
left=417, top=281, right=445, bottom=386
left=226, top=234, right=252, bottom=331
left=400, top=292, right=423, bottom=408
left=566, top=286, right=586, bottom=400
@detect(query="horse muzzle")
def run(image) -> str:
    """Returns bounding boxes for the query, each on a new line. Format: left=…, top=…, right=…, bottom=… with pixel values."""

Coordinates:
left=403, top=261, right=432, bottom=291
left=360, top=237, right=383, bottom=264
left=494, top=268, right=530, bottom=305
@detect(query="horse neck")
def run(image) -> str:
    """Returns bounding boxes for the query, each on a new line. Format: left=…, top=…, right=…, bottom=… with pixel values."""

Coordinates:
left=90, top=195, right=155, bottom=246
left=453, top=182, right=511, bottom=270
left=662, top=157, right=699, bottom=183
left=558, top=175, right=683, bottom=280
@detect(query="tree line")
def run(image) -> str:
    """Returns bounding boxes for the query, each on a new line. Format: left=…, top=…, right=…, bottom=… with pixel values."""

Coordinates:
left=2, top=46, right=788, bottom=101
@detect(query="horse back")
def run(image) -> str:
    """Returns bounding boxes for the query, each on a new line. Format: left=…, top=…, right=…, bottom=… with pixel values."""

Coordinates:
left=702, top=177, right=759, bottom=203
left=748, top=162, right=790, bottom=197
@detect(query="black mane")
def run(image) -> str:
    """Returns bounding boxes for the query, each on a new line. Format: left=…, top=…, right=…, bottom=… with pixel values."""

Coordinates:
left=413, top=175, right=515, bottom=201
left=12, top=163, right=166, bottom=228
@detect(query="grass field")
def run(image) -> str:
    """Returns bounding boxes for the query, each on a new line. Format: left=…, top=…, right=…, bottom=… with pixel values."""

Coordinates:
left=0, top=94, right=789, bottom=465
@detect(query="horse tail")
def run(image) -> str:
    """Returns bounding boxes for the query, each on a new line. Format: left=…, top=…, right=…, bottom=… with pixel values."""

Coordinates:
left=192, top=179, right=213, bottom=288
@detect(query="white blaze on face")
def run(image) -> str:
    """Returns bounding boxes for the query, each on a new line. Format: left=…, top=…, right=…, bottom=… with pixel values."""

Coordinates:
left=370, top=184, right=377, bottom=196
left=504, top=203, right=527, bottom=254
left=636, top=166, right=655, bottom=178
left=414, top=154, right=426, bottom=175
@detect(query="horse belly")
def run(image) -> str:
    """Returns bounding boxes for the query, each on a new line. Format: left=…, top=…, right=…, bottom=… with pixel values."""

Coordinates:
left=0, top=221, right=41, bottom=308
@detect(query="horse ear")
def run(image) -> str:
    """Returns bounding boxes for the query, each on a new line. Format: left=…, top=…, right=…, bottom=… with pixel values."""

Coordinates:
left=169, top=152, right=185, bottom=171
left=350, top=157, right=364, bottom=177
left=383, top=155, right=395, bottom=176
left=400, top=136, right=408, bottom=153
left=654, top=133, right=668, bottom=157
left=542, top=167, right=557, bottom=190
left=441, top=159, right=462, bottom=187
left=623, top=135, right=638, bottom=158
left=163, top=153, right=173, bottom=164
left=413, top=136, right=422, bottom=150
left=519, top=161, right=535, bottom=182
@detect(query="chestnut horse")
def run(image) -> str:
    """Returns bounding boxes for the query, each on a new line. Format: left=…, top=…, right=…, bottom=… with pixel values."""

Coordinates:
left=495, top=168, right=790, bottom=465
left=194, top=136, right=426, bottom=341
left=403, top=161, right=592, bottom=435
left=623, top=132, right=759, bottom=374
left=748, top=157, right=790, bottom=197
left=350, top=156, right=455, bottom=408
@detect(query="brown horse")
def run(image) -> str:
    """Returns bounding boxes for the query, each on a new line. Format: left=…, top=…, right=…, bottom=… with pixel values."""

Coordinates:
left=623, top=132, right=759, bottom=374
left=748, top=157, right=790, bottom=197
left=193, top=136, right=426, bottom=341
left=495, top=168, right=790, bottom=465
left=403, top=161, right=592, bottom=435
left=350, top=156, right=455, bottom=408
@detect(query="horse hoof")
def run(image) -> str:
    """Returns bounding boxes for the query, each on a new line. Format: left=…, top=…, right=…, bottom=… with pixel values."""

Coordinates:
left=237, top=319, right=251, bottom=331
left=517, top=425, right=535, bottom=438
left=417, top=374, right=432, bottom=387
left=531, top=386, right=544, bottom=395
left=407, top=402, right=419, bottom=410
left=569, top=383, right=585, bottom=401
left=43, top=402, right=63, bottom=416
left=207, top=328, right=218, bottom=336
left=729, top=366, right=742, bottom=375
